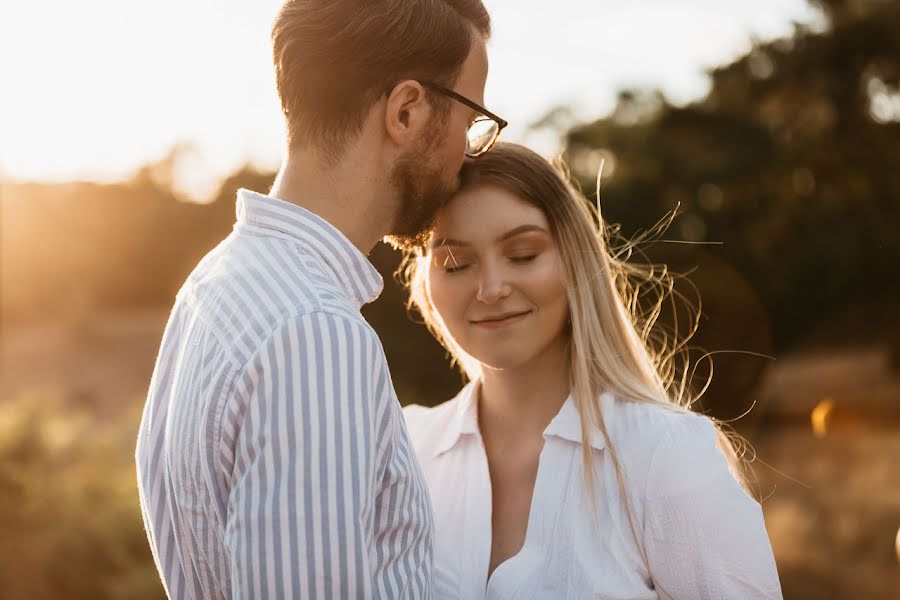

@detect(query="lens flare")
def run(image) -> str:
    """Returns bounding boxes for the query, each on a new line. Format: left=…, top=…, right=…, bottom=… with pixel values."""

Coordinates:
left=810, top=398, right=834, bottom=439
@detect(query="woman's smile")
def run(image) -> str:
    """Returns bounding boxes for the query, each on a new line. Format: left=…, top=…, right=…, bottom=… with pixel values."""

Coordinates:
left=470, top=310, right=532, bottom=329
left=426, top=183, right=570, bottom=371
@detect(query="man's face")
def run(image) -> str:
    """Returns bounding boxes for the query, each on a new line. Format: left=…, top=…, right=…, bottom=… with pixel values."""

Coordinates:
left=386, top=33, right=490, bottom=247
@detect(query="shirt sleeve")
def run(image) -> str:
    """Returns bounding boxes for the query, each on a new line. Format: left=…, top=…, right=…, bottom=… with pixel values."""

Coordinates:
left=224, top=310, right=386, bottom=600
left=643, top=413, right=783, bottom=599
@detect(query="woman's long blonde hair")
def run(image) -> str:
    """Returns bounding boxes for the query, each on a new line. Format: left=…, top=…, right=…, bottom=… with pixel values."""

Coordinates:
left=397, top=142, right=748, bottom=592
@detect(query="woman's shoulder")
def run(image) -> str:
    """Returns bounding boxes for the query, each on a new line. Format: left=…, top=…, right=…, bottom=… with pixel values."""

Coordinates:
left=401, top=397, right=460, bottom=435
left=401, top=384, right=473, bottom=456
left=606, top=394, right=715, bottom=443
left=603, top=394, right=723, bottom=495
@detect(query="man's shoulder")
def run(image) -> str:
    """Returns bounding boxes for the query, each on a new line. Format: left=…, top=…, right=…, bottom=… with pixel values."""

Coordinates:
left=177, top=233, right=366, bottom=360
left=243, top=309, right=382, bottom=373
left=185, top=231, right=336, bottom=311
left=269, top=308, right=379, bottom=346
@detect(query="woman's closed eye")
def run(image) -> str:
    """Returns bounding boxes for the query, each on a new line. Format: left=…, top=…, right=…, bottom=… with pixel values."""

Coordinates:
left=434, top=251, right=472, bottom=273
left=506, top=245, right=543, bottom=264
left=503, top=236, right=548, bottom=264
left=444, top=262, right=471, bottom=273
left=441, top=254, right=537, bottom=272
left=437, top=254, right=539, bottom=273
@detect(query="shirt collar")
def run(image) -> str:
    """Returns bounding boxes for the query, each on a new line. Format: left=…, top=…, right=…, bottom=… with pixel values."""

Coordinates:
left=543, top=393, right=609, bottom=451
left=433, top=381, right=481, bottom=457
left=432, top=381, right=609, bottom=458
left=235, top=188, right=383, bottom=309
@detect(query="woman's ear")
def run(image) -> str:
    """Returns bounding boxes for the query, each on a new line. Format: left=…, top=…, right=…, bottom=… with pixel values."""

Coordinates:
left=384, top=80, right=429, bottom=145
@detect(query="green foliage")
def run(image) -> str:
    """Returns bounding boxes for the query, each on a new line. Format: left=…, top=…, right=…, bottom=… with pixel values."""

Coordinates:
left=0, top=390, right=162, bottom=599
left=564, top=1, right=900, bottom=356
left=560, top=1, right=900, bottom=416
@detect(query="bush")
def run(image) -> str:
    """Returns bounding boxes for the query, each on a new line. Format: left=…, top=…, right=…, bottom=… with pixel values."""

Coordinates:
left=0, top=389, right=163, bottom=599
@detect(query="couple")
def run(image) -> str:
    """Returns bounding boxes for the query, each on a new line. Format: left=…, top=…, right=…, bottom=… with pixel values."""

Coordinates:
left=135, top=1, right=782, bottom=598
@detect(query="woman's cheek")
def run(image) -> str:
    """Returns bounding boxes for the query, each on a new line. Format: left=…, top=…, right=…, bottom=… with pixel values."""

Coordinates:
left=444, top=279, right=470, bottom=331
left=443, top=280, right=475, bottom=339
left=428, top=274, right=459, bottom=323
left=530, top=261, right=568, bottom=313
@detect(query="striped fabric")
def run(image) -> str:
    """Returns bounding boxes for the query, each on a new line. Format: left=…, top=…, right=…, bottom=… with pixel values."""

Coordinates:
left=135, top=189, right=434, bottom=599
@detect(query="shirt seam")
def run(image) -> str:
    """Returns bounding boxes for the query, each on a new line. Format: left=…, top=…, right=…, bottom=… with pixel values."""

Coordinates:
left=216, top=306, right=381, bottom=499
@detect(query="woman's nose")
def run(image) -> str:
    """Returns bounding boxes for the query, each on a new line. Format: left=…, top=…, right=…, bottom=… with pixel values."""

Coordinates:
left=476, top=264, right=511, bottom=304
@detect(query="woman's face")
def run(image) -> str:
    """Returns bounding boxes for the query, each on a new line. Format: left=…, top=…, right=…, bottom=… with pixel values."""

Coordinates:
left=426, top=183, right=570, bottom=371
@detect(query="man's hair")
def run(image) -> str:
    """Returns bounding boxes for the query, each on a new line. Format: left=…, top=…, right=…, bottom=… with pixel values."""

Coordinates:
left=272, top=0, right=491, bottom=163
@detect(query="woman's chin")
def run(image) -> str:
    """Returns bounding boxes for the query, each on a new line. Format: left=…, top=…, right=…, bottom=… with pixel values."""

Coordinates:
left=467, top=350, right=533, bottom=373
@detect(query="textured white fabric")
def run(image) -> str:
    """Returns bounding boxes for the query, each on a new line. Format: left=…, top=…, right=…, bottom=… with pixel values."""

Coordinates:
left=403, top=381, right=782, bottom=600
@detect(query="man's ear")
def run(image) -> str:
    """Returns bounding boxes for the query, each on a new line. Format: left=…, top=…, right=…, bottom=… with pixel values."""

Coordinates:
left=384, top=80, right=429, bottom=146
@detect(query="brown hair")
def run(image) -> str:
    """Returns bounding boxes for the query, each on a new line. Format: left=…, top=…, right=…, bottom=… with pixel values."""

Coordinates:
left=272, top=0, right=490, bottom=164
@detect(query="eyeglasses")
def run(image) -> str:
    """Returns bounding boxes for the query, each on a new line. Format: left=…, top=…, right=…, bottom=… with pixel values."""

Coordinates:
left=421, top=81, right=508, bottom=158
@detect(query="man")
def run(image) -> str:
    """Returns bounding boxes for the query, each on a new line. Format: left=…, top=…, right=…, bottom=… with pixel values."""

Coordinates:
left=135, top=0, right=504, bottom=597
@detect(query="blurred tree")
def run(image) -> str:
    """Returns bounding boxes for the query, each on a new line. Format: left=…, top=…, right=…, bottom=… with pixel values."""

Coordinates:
left=3, top=0, right=898, bottom=414
left=563, top=0, right=900, bottom=417
left=1, top=164, right=272, bottom=321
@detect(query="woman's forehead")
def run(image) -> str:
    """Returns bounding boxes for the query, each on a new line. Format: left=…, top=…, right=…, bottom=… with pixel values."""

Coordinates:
left=433, top=184, right=548, bottom=237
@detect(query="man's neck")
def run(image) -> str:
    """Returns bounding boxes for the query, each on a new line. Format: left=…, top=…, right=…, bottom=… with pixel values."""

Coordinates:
left=269, top=144, right=394, bottom=255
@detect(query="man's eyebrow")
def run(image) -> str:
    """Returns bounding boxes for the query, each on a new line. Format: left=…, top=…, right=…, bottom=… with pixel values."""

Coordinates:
left=430, top=224, right=549, bottom=249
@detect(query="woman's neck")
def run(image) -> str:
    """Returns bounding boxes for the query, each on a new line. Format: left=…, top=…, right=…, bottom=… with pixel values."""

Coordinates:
left=477, top=336, right=571, bottom=447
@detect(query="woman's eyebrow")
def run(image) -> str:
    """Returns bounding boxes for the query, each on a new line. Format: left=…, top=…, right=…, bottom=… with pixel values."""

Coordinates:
left=497, top=224, right=548, bottom=242
left=430, top=224, right=548, bottom=249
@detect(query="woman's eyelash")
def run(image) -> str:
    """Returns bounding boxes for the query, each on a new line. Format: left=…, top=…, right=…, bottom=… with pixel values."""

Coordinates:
left=444, top=264, right=470, bottom=273
left=437, top=252, right=537, bottom=273
left=439, top=251, right=470, bottom=273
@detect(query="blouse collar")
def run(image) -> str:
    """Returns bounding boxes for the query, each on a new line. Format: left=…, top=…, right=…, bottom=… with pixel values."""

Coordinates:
left=432, top=381, right=609, bottom=457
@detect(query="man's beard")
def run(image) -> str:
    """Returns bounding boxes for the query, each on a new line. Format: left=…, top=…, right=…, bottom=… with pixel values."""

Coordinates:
left=383, top=127, right=460, bottom=251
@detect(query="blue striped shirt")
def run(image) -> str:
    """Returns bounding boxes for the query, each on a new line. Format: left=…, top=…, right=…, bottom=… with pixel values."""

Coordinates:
left=135, top=189, right=434, bottom=599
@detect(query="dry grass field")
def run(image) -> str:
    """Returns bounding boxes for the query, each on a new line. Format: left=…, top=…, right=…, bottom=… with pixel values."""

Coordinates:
left=1, top=310, right=897, bottom=598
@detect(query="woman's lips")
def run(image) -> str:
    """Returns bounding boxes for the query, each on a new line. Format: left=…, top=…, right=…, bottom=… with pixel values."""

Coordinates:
left=471, top=310, right=532, bottom=329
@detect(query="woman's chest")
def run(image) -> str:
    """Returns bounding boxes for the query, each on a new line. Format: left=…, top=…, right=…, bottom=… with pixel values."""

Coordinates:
left=426, top=440, right=655, bottom=600
left=485, top=442, right=540, bottom=577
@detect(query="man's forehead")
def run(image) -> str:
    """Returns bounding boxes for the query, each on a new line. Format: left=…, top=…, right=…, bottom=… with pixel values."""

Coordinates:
left=456, top=34, right=489, bottom=102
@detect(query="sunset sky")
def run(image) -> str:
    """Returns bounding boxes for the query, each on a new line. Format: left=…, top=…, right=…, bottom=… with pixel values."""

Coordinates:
left=0, top=0, right=824, bottom=199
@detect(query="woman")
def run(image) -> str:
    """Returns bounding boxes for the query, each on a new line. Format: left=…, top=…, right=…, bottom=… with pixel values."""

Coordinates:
left=399, top=143, right=782, bottom=599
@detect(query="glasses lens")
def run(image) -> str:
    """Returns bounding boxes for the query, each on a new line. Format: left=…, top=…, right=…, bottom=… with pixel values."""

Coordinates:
left=466, top=117, right=499, bottom=157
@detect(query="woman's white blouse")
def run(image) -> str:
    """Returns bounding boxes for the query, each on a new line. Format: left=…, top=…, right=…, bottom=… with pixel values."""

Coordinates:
left=403, top=383, right=783, bottom=599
